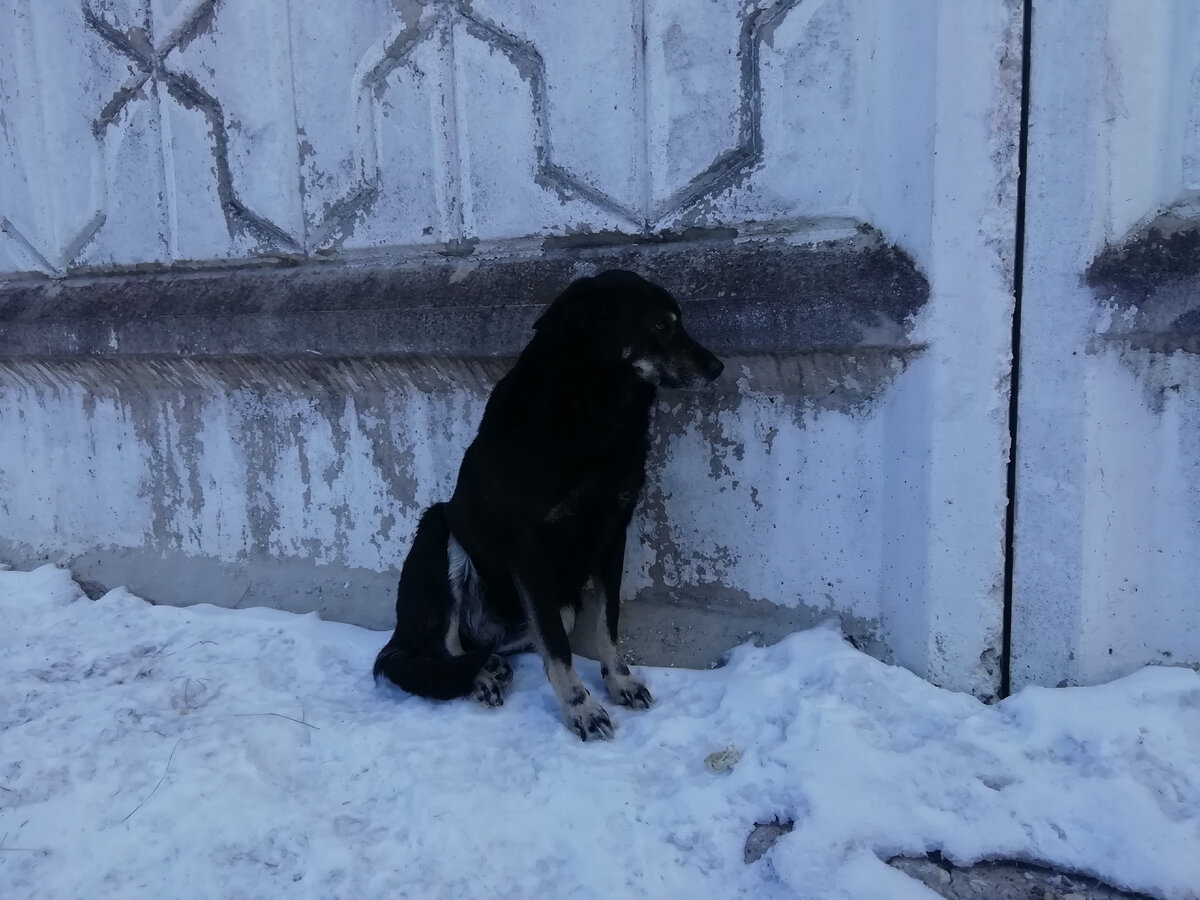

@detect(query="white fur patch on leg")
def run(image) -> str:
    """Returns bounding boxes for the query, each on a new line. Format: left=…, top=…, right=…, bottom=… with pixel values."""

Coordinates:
left=602, top=663, right=653, bottom=709
left=514, top=576, right=613, bottom=740
left=444, top=605, right=464, bottom=656
left=545, top=658, right=613, bottom=741
left=593, top=609, right=652, bottom=710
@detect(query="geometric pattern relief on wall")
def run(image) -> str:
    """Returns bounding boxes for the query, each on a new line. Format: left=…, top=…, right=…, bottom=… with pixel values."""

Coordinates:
left=1186, top=36, right=1200, bottom=192
left=0, top=0, right=860, bottom=275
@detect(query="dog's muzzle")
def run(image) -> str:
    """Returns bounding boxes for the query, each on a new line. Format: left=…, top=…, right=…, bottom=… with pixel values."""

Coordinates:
left=660, top=337, right=723, bottom=389
left=693, top=345, right=724, bottom=382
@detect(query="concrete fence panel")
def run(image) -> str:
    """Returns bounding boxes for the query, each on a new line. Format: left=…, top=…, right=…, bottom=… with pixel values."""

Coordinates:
left=1013, top=0, right=1200, bottom=689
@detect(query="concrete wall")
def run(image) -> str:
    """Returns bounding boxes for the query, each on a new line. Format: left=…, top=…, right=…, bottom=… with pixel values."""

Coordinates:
left=1012, top=0, right=1200, bottom=689
left=0, top=0, right=1045, bottom=700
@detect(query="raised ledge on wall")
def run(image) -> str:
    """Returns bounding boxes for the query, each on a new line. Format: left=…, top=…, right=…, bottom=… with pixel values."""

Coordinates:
left=0, top=225, right=929, bottom=366
left=1087, top=206, right=1200, bottom=355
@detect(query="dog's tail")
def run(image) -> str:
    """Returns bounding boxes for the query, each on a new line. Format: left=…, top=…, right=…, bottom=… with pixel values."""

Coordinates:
left=372, top=643, right=489, bottom=700
left=372, top=503, right=487, bottom=701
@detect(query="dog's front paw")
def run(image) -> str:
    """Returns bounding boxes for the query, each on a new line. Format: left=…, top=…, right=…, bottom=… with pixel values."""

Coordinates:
left=603, top=663, right=653, bottom=710
left=563, top=689, right=614, bottom=741
left=614, top=681, right=653, bottom=709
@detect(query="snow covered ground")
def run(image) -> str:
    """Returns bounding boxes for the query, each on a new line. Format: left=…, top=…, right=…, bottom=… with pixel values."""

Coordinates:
left=1, top=565, right=1197, bottom=900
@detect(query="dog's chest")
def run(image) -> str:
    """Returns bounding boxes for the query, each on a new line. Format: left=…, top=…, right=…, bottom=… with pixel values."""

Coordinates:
left=544, top=468, right=641, bottom=526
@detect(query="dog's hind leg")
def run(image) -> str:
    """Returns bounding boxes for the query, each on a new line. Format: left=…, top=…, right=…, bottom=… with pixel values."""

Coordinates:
left=374, top=504, right=491, bottom=701
left=512, top=561, right=614, bottom=741
left=454, top=606, right=511, bottom=708
left=449, top=535, right=520, bottom=708
left=471, top=654, right=514, bottom=708
left=593, top=532, right=653, bottom=709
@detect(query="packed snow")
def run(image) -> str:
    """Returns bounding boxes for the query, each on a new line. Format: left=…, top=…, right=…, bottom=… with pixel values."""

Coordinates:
left=1, top=565, right=1198, bottom=899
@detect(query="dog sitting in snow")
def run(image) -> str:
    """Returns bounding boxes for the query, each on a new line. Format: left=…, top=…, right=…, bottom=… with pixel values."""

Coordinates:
left=373, top=270, right=724, bottom=740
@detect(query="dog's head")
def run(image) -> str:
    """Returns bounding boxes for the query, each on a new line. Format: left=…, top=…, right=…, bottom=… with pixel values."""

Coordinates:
left=533, top=270, right=724, bottom=388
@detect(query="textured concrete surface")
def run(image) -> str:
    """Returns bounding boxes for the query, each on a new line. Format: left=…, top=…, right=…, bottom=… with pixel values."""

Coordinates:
left=1011, top=1, right=1200, bottom=691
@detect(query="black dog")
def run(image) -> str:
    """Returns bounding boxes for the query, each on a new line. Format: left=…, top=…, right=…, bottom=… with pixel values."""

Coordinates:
left=373, top=270, right=723, bottom=740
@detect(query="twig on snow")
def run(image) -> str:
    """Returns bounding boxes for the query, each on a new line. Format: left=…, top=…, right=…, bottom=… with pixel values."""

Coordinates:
left=232, top=712, right=319, bottom=730
left=0, top=831, right=50, bottom=854
left=121, top=737, right=184, bottom=824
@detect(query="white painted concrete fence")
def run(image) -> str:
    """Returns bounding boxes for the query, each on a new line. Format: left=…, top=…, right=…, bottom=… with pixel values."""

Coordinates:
left=1, top=0, right=1197, bottom=698
left=1014, top=0, right=1200, bottom=689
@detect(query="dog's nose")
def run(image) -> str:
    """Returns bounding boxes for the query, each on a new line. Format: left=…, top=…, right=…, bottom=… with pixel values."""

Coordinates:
left=701, top=352, right=724, bottom=382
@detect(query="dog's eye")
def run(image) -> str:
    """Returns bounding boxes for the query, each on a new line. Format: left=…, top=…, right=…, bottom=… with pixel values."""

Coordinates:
left=651, top=320, right=669, bottom=334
